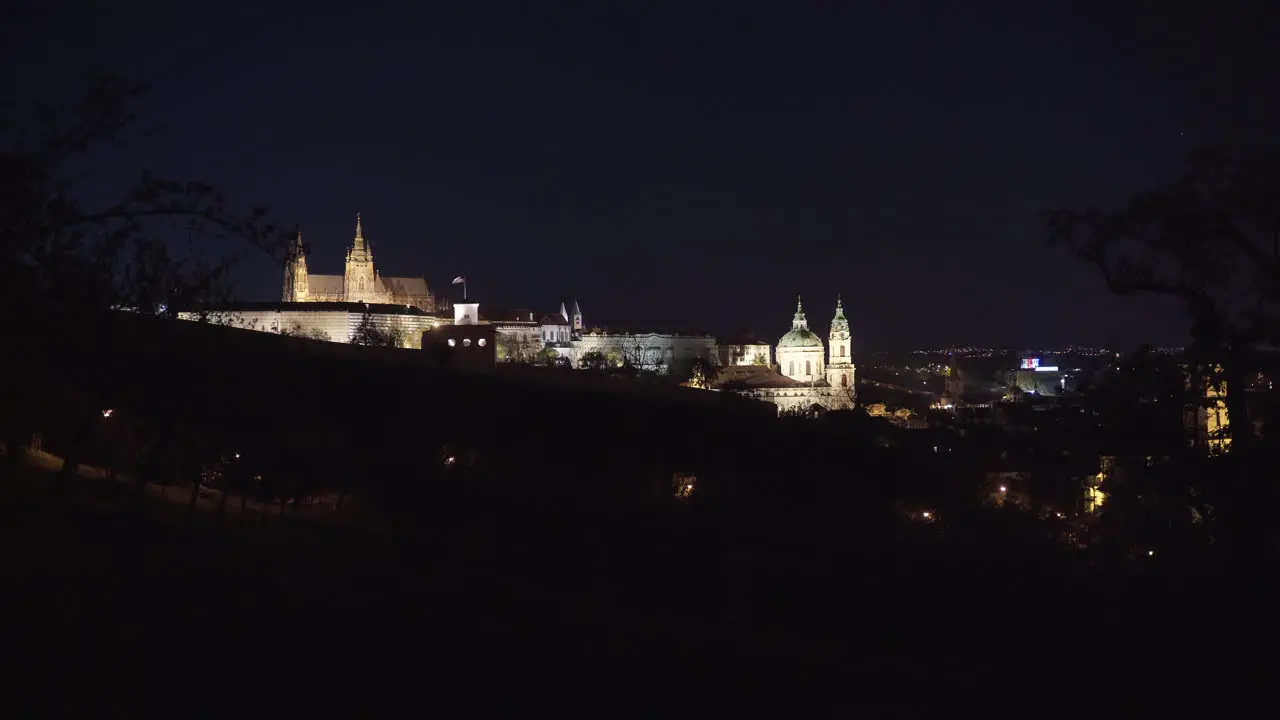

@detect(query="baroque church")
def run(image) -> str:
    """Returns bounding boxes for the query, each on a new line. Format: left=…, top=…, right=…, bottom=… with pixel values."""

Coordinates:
left=282, top=214, right=436, bottom=312
left=711, top=295, right=856, bottom=415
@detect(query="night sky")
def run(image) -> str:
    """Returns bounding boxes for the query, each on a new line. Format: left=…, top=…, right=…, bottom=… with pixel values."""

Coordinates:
left=5, top=1, right=1278, bottom=349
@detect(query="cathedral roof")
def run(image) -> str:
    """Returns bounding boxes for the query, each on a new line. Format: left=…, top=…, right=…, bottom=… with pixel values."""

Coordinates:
left=308, top=274, right=344, bottom=295
left=778, top=294, right=823, bottom=349
left=380, top=276, right=430, bottom=297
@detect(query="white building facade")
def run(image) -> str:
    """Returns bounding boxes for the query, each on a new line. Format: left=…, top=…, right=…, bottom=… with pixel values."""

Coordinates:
left=712, top=295, right=855, bottom=415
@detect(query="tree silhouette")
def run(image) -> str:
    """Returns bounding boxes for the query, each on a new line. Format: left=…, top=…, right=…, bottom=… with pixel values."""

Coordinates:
left=1044, top=145, right=1280, bottom=455
left=2, top=74, right=293, bottom=318
left=2, top=74, right=292, bottom=481
left=350, top=311, right=404, bottom=347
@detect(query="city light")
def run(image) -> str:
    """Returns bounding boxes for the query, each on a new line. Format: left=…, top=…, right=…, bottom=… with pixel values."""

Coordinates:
left=999, top=485, right=1007, bottom=493
left=101, top=409, right=113, bottom=418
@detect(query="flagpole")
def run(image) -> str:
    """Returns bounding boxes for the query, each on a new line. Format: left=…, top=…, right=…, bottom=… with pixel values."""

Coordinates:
left=464, top=280, right=467, bottom=301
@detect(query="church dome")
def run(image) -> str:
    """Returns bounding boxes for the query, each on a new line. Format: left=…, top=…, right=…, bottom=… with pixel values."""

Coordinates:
left=777, top=295, right=824, bottom=348
left=779, top=327, right=823, bottom=348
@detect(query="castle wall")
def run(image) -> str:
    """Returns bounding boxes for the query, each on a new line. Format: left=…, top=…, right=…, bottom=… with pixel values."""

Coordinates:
left=559, top=333, right=718, bottom=375
left=179, top=308, right=441, bottom=346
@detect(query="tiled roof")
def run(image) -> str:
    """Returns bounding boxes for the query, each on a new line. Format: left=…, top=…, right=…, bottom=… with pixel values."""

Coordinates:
left=709, top=365, right=806, bottom=389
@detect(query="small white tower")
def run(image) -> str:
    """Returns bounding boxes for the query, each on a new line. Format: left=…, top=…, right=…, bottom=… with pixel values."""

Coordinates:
left=826, top=294, right=856, bottom=393
left=454, top=301, right=480, bottom=326
left=571, top=298, right=583, bottom=333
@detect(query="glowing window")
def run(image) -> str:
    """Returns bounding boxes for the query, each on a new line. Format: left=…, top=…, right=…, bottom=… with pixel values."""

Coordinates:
left=447, top=338, right=456, bottom=347
left=463, top=338, right=472, bottom=347
left=478, top=338, right=487, bottom=347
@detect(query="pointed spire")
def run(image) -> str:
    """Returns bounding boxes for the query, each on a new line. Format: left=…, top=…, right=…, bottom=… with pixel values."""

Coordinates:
left=572, top=298, right=581, bottom=315
left=355, top=213, right=363, bottom=238
left=791, top=293, right=808, bottom=331
left=830, top=293, right=850, bottom=335
left=560, top=301, right=568, bottom=322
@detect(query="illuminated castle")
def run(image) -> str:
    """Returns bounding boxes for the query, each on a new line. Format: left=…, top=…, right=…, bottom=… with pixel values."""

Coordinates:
left=282, top=214, right=435, bottom=313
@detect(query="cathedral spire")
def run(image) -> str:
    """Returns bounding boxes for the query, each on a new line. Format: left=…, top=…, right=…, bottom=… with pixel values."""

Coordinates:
left=352, top=213, right=366, bottom=252
left=282, top=225, right=309, bottom=302
left=792, top=293, right=808, bottom=331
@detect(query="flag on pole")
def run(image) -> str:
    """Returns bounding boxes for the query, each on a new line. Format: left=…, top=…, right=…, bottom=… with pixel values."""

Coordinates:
left=452, top=276, right=466, bottom=285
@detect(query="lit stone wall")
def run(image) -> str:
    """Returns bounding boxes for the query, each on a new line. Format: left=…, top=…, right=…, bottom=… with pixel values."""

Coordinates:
left=558, top=332, right=718, bottom=375
left=739, top=386, right=855, bottom=415
left=178, top=308, right=441, bottom=346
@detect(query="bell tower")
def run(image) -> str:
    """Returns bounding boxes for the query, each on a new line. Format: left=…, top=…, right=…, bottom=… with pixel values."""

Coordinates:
left=344, top=213, right=378, bottom=303
left=826, top=295, right=856, bottom=393
left=283, top=228, right=309, bottom=302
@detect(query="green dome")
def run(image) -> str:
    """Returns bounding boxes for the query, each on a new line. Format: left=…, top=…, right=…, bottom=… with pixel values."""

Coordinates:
left=779, top=327, right=823, bottom=348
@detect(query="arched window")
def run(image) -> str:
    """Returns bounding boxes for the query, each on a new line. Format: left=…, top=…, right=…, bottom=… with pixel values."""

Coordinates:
left=359, top=279, right=365, bottom=291
left=805, top=360, right=811, bottom=376
left=788, top=360, right=795, bottom=376
left=839, top=345, right=845, bottom=358
left=841, top=375, right=848, bottom=388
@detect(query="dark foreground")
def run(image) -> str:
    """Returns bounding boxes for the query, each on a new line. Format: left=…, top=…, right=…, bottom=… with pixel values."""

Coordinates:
left=4, top=462, right=1272, bottom=715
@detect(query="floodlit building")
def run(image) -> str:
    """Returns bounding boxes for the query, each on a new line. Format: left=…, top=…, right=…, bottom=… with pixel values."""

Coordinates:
left=711, top=295, right=856, bottom=415
left=283, top=215, right=436, bottom=312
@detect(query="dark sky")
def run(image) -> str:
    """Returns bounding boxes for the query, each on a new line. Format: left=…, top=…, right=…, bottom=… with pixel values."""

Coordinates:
left=5, top=1, right=1278, bottom=349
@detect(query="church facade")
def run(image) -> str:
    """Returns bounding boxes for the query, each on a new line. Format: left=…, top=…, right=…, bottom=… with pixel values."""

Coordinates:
left=711, top=295, right=856, bottom=415
left=283, top=215, right=436, bottom=313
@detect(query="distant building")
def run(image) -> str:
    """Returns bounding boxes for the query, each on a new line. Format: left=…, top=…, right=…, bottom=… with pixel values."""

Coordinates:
left=1005, top=357, right=1075, bottom=397
left=283, top=215, right=436, bottom=312
left=540, top=300, right=718, bottom=377
left=718, top=339, right=772, bottom=367
left=486, top=304, right=576, bottom=362
left=710, top=295, right=855, bottom=415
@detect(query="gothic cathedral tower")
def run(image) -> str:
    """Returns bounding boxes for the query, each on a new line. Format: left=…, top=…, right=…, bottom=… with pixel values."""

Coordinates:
left=283, top=229, right=309, bottom=302
left=344, top=214, right=378, bottom=303
left=826, top=295, right=856, bottom=393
